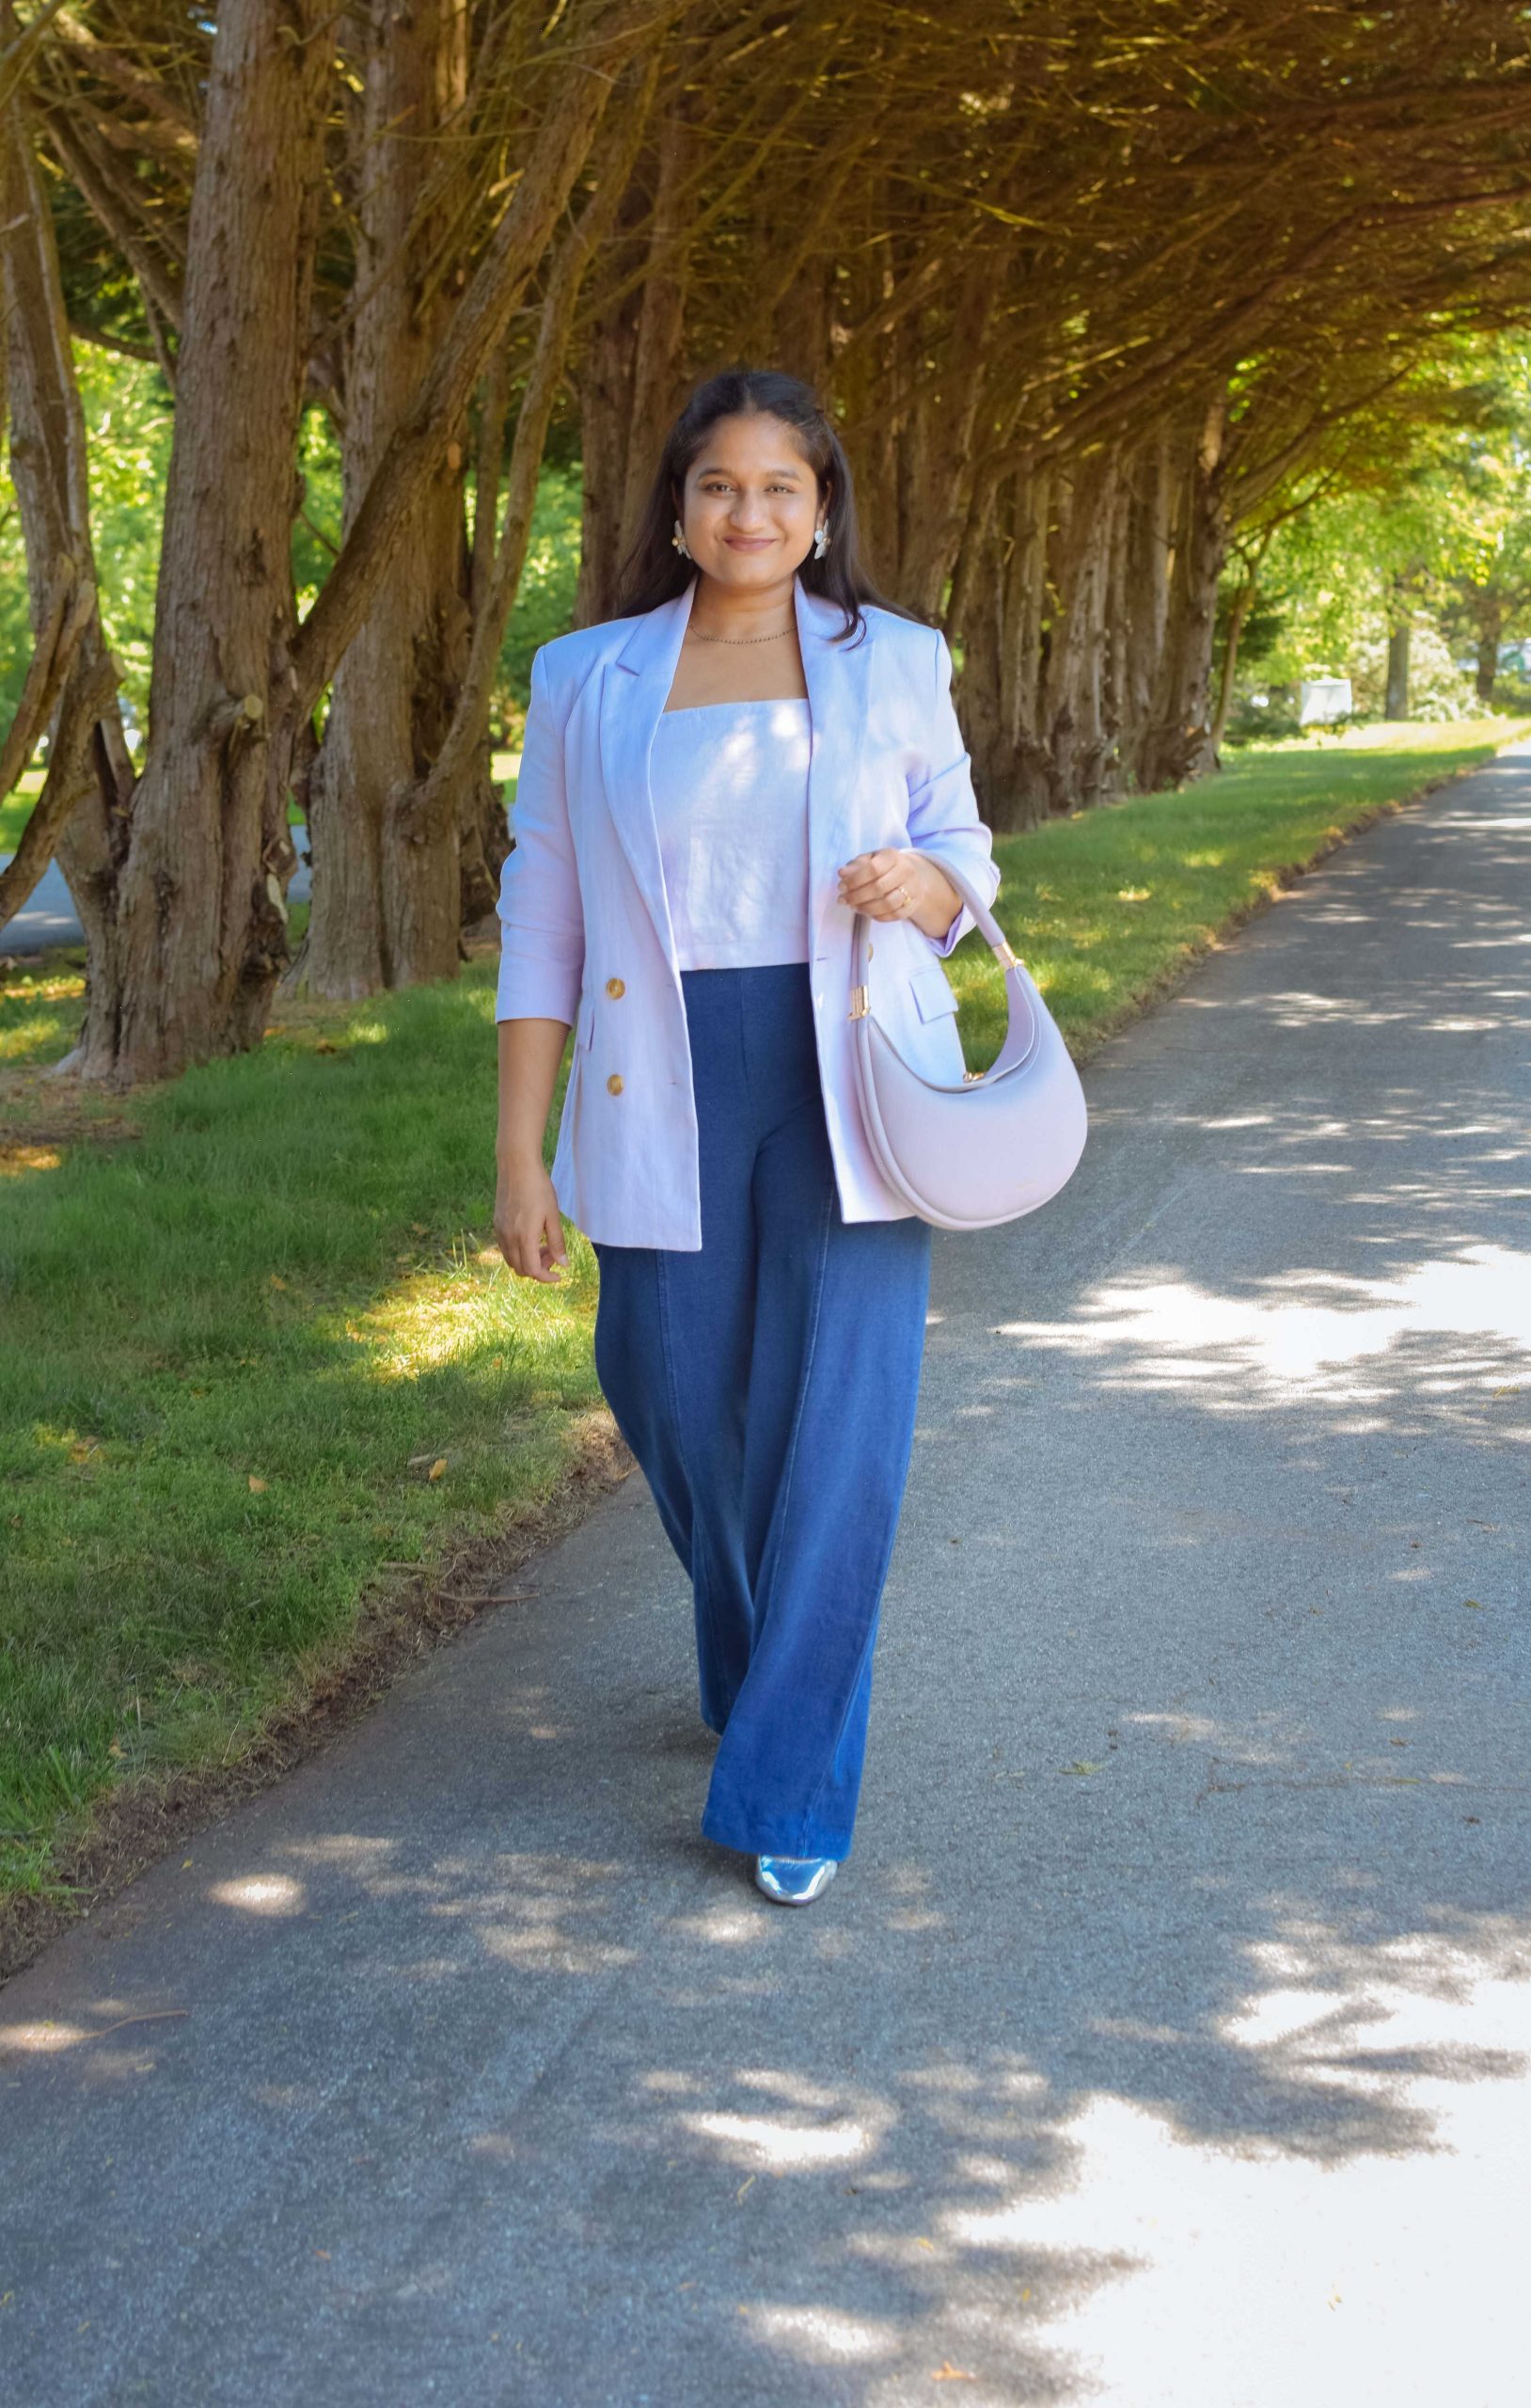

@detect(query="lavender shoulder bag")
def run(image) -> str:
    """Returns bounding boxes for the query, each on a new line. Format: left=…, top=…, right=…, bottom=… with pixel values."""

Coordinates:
left=848, top=859, right=1088, bottom=1231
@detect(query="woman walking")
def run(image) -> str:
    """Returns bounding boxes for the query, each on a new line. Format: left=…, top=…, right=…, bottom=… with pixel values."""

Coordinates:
left=493, top=369, right=1000, bottom=1906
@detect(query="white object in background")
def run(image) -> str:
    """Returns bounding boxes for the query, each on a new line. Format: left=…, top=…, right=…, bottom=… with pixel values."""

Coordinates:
left=1299, top=676, right=1353, bottom=725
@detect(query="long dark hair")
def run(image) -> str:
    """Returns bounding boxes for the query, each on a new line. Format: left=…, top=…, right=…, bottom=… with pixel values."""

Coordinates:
left=612, top=367, right=922, bottom=644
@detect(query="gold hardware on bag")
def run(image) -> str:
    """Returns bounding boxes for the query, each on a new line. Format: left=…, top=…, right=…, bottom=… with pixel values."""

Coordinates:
left=963, top=1069, right=984, bottom=1083
left=848, top=985, right=869, bottom=1020
left=994, top=940, right=1018, bottom=971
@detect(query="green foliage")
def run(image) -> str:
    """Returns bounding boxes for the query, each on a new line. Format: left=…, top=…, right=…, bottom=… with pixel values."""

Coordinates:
left=288, top=420, right=579, bottom=751
left=1348, top=621, right=1477, bottom=721
left=4, top=358, right=581, bottom=816
left=0, top=345, right=172, bottom=753
left=1224, top=336, right=1531, bottom=718
left=497, top=458, right=584, bottom=737
left=1425, top=345, right=1531, bottom=674
left=1231, top=483, right=1429, bottom=690
left=0, top=534, right=29, bottom=738
left=77, top=348, right=173, bottom=749
left=0, top=952, right=600, bottom=1901
left=292, top=404, right=343, bottom=616
left=1223, top=690, right=1305, bottom=744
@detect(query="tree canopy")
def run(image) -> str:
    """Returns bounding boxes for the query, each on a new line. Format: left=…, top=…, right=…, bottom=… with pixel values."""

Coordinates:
left=7, top=0, right=1531, bottom=1081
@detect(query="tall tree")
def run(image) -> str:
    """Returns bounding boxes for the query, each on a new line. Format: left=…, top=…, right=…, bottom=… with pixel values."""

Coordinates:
left=0, top=2, right=133, bottom=979
left=298, top=0, right=476, bottom=1002
left=103, top=0, right=336, bottom=1082
left=8, top=0, right=673, bottom=1081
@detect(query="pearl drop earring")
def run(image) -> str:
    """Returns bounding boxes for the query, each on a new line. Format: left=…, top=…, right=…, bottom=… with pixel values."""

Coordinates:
left=671, top=517, right=691, bottom=560
left=813, top=522, right=829, bottom=560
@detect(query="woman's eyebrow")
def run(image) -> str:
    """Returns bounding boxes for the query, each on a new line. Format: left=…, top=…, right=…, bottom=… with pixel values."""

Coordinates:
left=694, top=462, right=805, bottom=478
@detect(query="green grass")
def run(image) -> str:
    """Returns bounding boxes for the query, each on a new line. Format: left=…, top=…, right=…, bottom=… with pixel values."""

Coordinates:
left=0, top=718, right=1523, bottom=1910
left=0, top=959, right=600, bottom=1904
left=1, top=766, right=45, bottom=857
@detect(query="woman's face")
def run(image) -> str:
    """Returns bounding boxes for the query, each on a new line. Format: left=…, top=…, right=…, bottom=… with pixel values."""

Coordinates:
left=675, top=414, right=827, bottom=588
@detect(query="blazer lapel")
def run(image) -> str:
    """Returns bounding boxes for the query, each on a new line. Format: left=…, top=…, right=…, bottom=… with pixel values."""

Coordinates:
left=795, top=576, right=875, bottom=958
left=595, top=568, right=876, bottom=970
left=596, top=577, right=696, bottom=967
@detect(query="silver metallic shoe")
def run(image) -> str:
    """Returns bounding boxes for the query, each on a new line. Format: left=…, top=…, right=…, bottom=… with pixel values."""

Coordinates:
left=753, top=1853, right=838, bottom=1906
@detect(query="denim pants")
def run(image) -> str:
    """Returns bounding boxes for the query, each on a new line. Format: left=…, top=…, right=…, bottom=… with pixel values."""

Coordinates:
left=592, top=962, right=933, bottom=1861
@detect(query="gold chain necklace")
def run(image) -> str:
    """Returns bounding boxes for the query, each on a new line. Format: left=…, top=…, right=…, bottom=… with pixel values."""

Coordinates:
left=687, top=624, right=793, bottom=646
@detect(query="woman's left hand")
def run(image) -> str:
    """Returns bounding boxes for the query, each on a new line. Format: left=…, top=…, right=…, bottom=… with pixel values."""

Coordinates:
left=837, top=848, right=962, bottom=943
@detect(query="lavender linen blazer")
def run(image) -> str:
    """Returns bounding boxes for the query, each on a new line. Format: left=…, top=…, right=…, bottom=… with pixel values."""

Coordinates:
left=496, top=570, right=1001, bottom=1250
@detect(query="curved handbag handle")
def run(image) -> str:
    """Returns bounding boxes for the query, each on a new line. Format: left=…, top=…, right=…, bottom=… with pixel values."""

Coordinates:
left=849, top=854, right=1039, bottom=1079
left=845, top=851, right=1089, bottom=1228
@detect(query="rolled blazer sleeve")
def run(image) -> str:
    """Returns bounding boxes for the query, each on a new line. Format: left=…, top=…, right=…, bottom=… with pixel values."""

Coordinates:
left=904, top=626, right=1002, bottom=958
left=495, top=645, right=585, bottom=1025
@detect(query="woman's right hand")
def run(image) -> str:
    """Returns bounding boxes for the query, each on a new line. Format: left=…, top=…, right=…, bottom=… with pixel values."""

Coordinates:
left=494, top=1017, right=576, bottom=1282
left=495, top=1160, right=569, bottom=1284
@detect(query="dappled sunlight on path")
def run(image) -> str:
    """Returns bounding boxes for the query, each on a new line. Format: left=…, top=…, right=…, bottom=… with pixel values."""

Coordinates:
left=993, top=1241, right=1531, bottom=1414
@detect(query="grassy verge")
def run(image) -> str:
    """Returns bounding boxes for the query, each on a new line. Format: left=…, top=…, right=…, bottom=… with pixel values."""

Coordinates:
left=0, top=935, right=617, bottom=1970
left=1, top=718, right=1524, bottom=1972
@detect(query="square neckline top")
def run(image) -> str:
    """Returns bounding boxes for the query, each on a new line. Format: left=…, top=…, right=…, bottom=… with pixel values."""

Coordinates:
left=649, top=695, right=813, bottom=969
left=660, top=695, right=811, bottom=715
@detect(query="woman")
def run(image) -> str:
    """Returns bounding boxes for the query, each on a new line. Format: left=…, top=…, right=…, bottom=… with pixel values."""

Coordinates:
left=493, top=369, right=1000, bottom=1906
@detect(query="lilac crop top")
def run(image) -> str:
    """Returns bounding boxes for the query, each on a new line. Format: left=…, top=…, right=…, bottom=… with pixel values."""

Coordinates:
left=648, top=698, right=813, bottom=970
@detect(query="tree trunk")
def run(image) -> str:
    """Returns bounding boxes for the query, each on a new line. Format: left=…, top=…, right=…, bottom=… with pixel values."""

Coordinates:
left=405, top=59, right=658, bottom=902
left=769, top=255, right=832, bottom=385
left=1120, top=429, right=1172, bottom=790
left=950, top=496, right=1005, bottom=817
left=287, top=0, right=657, bottom=721
left=87, top=0, right=334, bottom=1084
left=617, top=100, right=698, bottom=572
left=1041, top=444, right=1120, bottom=812
left=1473, top=601, right=1502, bottom=704
left=571, top=99, right=701, bottom=629
left=1003, top=462, right=1054, bottom=829
left=52, top=0, right=650, bottom=1083
left=1099, top=451, right=1134, bottom=801
left=949, top=459, right=1052, bottom=833
left=899, top=264, right=996, bottom=625
left=1138, top=393, right=1229, bottom=792
left=573, top=191, right=648, bottom=627
left=1209, top=573, right=1258, bottom=753
left=1385, top=594, right=1411, bottom=721
left=833, top=190, right=902, bottom=590
left=297, top=0, right=472, bottom=1003
left=0, top=53, right=133, bottom=1063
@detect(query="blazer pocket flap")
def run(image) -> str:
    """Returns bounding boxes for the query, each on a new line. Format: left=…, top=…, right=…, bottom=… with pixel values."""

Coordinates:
left=909, top=963, right=959, bottom=1022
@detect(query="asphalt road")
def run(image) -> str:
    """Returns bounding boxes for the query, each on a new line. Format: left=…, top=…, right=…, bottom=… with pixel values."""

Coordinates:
left=3, top=752, right=1528, bottom=2407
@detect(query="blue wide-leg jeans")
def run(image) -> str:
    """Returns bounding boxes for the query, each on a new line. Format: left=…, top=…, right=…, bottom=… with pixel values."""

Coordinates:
left=592, top=962, right=933, bottom=1862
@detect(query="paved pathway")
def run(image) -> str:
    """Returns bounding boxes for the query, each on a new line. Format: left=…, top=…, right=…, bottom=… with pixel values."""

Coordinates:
left=3, top=756, right=1528, bottom=2406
